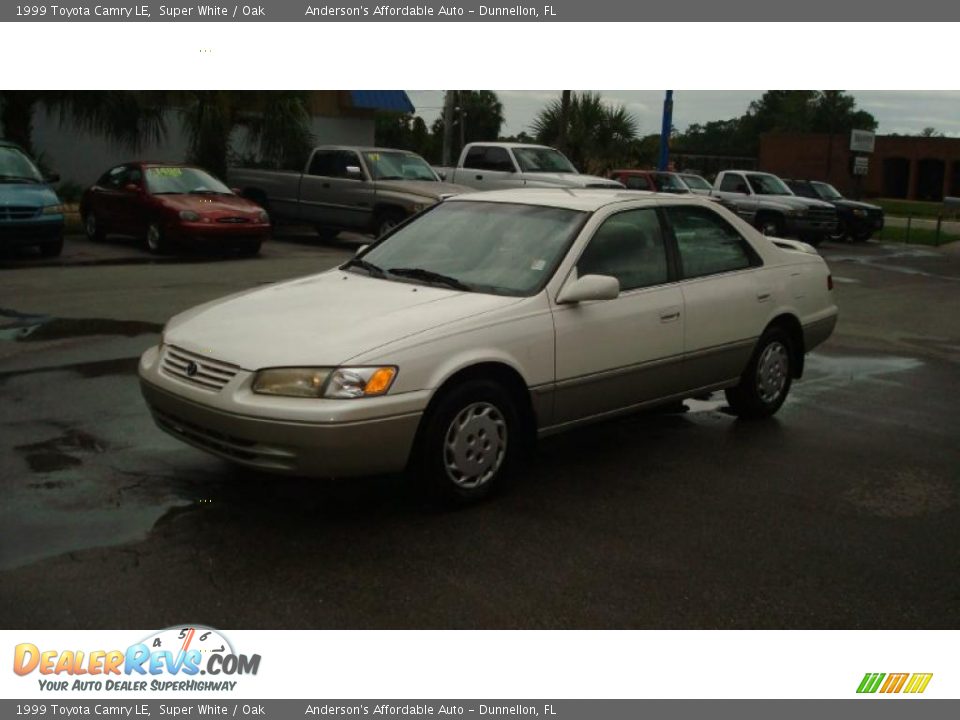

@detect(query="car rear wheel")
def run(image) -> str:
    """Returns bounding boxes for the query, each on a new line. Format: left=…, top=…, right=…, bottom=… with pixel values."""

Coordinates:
left=725, top=327, right=793, bottom=419
left=851, top=228, right=873, bottom=242
left=829, top=220, right=848, bottom=242
left=415, top=379, right=520, bottom=504
left=84, top=212, right=105, bottom=242
left=146, top=223, right=168, bottom=255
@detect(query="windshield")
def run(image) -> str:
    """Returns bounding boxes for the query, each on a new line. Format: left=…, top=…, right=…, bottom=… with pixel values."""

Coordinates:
left=356, top=201, right=586, bottom=296
left=653, top=173, right=689, bottom=193
left=0, top=146, right=44, bottom=183
left=680, top=174, right=711, bottom=191
left=144, top=166, right=232, bottom=195
left=811, top=181, right=843, bottom=200
left=362, top=151, right=438, bottom=181
left=745, top=173, right=792, bottom=196
left=512, top=147, right=577, bottom=174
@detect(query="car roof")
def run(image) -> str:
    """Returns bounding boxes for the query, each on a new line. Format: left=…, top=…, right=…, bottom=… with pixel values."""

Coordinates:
left=468, top=142, right=553, bottom=149
left=450, top=188, right=720, bottom=212
left=312, top=145, right=421, bottom=154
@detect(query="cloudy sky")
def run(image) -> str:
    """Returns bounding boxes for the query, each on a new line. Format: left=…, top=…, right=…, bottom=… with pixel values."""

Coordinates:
left=407, top=90, right=960, bottom=138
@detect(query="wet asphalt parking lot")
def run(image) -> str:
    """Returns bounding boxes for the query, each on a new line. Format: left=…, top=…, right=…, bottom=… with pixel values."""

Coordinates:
left=0, top=231, right=958, bottom=629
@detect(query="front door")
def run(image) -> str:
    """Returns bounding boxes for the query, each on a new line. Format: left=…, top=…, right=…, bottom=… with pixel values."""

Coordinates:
left=552, top=207, right=685, bottom=426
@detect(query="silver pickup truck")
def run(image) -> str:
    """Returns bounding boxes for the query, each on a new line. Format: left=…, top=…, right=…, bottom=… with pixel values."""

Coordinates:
left=435, top=142, right=623, bottom=191
left=229, top=145, right=471, bottom=238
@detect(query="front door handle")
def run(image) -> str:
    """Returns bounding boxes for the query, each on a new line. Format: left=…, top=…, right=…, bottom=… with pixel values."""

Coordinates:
left=321, top=182, right=331, bottom=189
left=475, top=174, right=483, bottom=181
left=659, top=311, right=681, bottom=323
left=756, top=292, right=771, bottom=302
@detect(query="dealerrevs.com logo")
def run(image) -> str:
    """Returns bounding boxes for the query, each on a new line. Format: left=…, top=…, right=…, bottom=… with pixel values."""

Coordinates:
left=857, top=673, right=933, bottom=694
left=13, top=626, right=261, bottom=692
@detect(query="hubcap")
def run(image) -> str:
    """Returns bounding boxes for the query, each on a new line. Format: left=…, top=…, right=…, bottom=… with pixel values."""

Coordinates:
left=85, top=214, right=96, bottom=238
left=147, top=225, right=160, bottom=251
left=379, top=219, right=397, bottom=236
left=761, top=221, right=778, bottom=236
left=756, top=341, right=789, bottom=404
left=443, top=401, right=507, bottom=489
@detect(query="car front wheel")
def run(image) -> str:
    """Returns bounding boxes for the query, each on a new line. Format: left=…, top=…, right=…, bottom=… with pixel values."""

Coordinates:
left=146, top=223, right=168, bottom=255
left=725, top=327, right=793, bottom=419
left=84, top=212, right=105, bottom=241
left=416, top=379, right=520, bottom=504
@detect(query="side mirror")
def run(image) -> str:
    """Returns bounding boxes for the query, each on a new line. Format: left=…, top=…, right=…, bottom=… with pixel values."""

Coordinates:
left=230, top=187, right=242, bottom=195
left=124, top=183, right=141, bottom=193
left=437, top=170, right=447, bottom=181
left=46, top=172, right=61, bottom=184
left=345, top=166, right=365, bottom=181
left=557, top=274, right=620, bottom=304
left=355, top=244, right=369, bottom=256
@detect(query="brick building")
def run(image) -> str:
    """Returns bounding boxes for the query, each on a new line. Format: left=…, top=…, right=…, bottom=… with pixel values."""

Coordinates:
left=758, top=133, right=960, bottom=201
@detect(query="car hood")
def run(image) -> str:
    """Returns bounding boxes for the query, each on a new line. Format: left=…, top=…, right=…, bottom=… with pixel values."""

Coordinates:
left=832, top=198, right=883, bottom=212
left=0, top=182, right=60, bottom=209
left=375, top=179, right=472, bottom=200
left=521, top=173, right=623, bottom=189
left=163, top=270, right=522, bottom=370
left=155, top=193, right=263, bottom=216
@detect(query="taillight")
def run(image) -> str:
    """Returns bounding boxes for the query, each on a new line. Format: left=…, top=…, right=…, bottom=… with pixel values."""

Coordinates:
left=827, top=274, right=834, bottom=291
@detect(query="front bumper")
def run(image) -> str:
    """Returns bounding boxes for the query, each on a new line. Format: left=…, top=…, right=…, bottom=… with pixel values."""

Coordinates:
left=139, top=344, right=424, bottom=477
left=0, top=217, right=64, bottom=247
left=785, top=215, right=839, bottom=237
left=167, top=221, right=270, bottom=247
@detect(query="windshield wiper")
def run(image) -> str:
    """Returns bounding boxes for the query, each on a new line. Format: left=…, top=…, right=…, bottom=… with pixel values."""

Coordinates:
left=388, top=267, right=471, bottom=291
left=341, top=257, right=386, bottom=278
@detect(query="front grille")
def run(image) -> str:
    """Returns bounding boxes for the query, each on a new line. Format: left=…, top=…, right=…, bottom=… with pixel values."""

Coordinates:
left=161, top=345, right=239, bottom=391
left=216, top=217, right=250, bottom=224
left=806, top=206, right=837, bottom=222
left=0, top=206, right=40, bottom=220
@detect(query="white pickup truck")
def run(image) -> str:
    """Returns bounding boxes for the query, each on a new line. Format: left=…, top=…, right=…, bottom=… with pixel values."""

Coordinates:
left=435, top=142, right=623, bottom=191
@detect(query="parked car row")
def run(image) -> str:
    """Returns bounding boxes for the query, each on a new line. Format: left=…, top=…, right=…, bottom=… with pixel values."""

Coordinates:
left=0, top=136, right=885, bottom=259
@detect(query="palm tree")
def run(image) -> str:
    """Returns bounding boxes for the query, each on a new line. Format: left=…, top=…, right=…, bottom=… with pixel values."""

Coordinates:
left=178, top=91, right=314, bottom=178
left=531, top=92, right=638, bottom=174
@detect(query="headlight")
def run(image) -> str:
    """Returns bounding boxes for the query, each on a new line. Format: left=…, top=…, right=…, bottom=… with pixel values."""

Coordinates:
left=42, top=204, right=64, bottom=215
left=251, top=366, right=397, bottom=399
left=852, top=208, right=867, bottom=217
left=787, top=208, right=807, bottom=217
left=257, top=210, right=269, bottom=223
left=179, top=210, right=201, bottom=221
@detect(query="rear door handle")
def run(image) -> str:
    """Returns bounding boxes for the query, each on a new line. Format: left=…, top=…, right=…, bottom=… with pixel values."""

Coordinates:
left=756, top=292, right=771, bottom=302
left=321, top=182, right=330, bottom=189
left=475, top=174, right=483, bottom=181
left=659, top=311, right=681, bottom=322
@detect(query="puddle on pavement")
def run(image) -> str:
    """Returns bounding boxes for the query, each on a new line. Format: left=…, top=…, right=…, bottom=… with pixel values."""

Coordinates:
left=0, top=356, right=141, bottom=386
left=0, top=308, right=161, bottom=343
left=15, top=429, right=109, bottom=473
left=802, top=353, right=923, bottom=386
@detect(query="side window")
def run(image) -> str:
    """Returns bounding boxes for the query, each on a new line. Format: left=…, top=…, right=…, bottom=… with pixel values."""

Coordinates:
left=464, top=146, right=513, bottom=172
left=719, top=173, right=748, bottom=193
left=665, top=205, right=757, bottom=279
left=127, top=168, right=143, bottom=187
left=625, top=175, right=652, bottom=191
left=576, top=208, right=670, bottom=292
left=307, top=151, right=335, bottom=177
left=789, top=182, right=816, bottom=199
left=331, top=150, right=362, bottom=179
left=102, top=166, right=127, bottom=189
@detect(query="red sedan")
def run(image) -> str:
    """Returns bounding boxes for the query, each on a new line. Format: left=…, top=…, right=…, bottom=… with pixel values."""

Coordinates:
left=80, top=162, right=270, bottom=255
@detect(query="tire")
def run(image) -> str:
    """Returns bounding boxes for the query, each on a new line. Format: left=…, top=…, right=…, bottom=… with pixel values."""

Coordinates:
left=414, top=378, right=522, bottom=504
left=829, top=220, right=848, bottom=242
left=851, top=228, right=873, bottom=242
left=145, top=222, right=168, bottom=255
left=315, top=227, right=340, bottom=242
left=239, top=239, right=262, bottom=256
left=805, top=235, right=824, bottom=248
left=83, top=212, right=105, bottom=242
left=39, top=236, right=64, bottom=258
left=724, top=327, right=794, bottom=420
left=756, top=214, right=784, bottom=237
left=375, top=210, right=406, bottom=239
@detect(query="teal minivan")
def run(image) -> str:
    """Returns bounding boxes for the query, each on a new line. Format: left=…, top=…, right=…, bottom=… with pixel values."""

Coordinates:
left=0, top=140, right=65, bottom=257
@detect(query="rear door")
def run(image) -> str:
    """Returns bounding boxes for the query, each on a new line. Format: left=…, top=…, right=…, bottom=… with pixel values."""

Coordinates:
left=662, top=204, right=767, bottom=390
left=552, top=206, right=685, bottom=425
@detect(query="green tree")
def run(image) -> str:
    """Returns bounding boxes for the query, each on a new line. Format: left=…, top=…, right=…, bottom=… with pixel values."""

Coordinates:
left=531, top=91, right=638, bottom=174
left=431, top=90, right=505, bottom=162
left=179, top=91, right=314, bottom=177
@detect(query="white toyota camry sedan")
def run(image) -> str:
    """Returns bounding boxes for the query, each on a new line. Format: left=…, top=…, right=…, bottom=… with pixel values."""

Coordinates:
left=139, top=189, right=837, bottom=502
